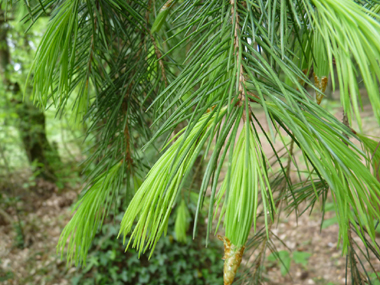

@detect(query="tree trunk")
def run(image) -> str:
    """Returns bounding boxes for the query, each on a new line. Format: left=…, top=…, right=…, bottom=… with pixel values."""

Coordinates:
left=0, top=14, right=58, bottom=182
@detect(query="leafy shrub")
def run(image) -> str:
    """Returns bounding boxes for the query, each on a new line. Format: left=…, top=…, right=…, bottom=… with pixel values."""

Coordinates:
left=71, top=213, right=224, bottom=285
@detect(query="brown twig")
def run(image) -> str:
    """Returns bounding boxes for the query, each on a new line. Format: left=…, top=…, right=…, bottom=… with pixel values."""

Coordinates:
left=149, top=33, right=168, bottom=87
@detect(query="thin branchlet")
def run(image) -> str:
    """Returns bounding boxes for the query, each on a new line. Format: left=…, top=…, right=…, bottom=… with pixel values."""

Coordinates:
left=231, top=0, right=246, bottom=106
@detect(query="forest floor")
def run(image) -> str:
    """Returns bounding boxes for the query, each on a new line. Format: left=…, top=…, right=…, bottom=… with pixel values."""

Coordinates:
left=1, top=96, right=380, bottom=285
left=0, top=179, right=79, bottom=284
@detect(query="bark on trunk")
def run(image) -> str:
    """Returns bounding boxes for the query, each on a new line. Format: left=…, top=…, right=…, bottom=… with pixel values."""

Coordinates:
left=0, top=14, right=58, bottom=182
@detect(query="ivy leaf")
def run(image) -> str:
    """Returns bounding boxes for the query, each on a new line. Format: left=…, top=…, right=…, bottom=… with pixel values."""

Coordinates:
left=322, top=216, right=339, bottom=229
left=268, top=250, right=291, bottom=276
left=293, top=251, right=312, bottom=267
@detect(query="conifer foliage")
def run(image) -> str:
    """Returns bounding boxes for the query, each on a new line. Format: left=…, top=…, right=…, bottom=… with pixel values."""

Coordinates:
left=18, top=0, right=380, bottom=283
